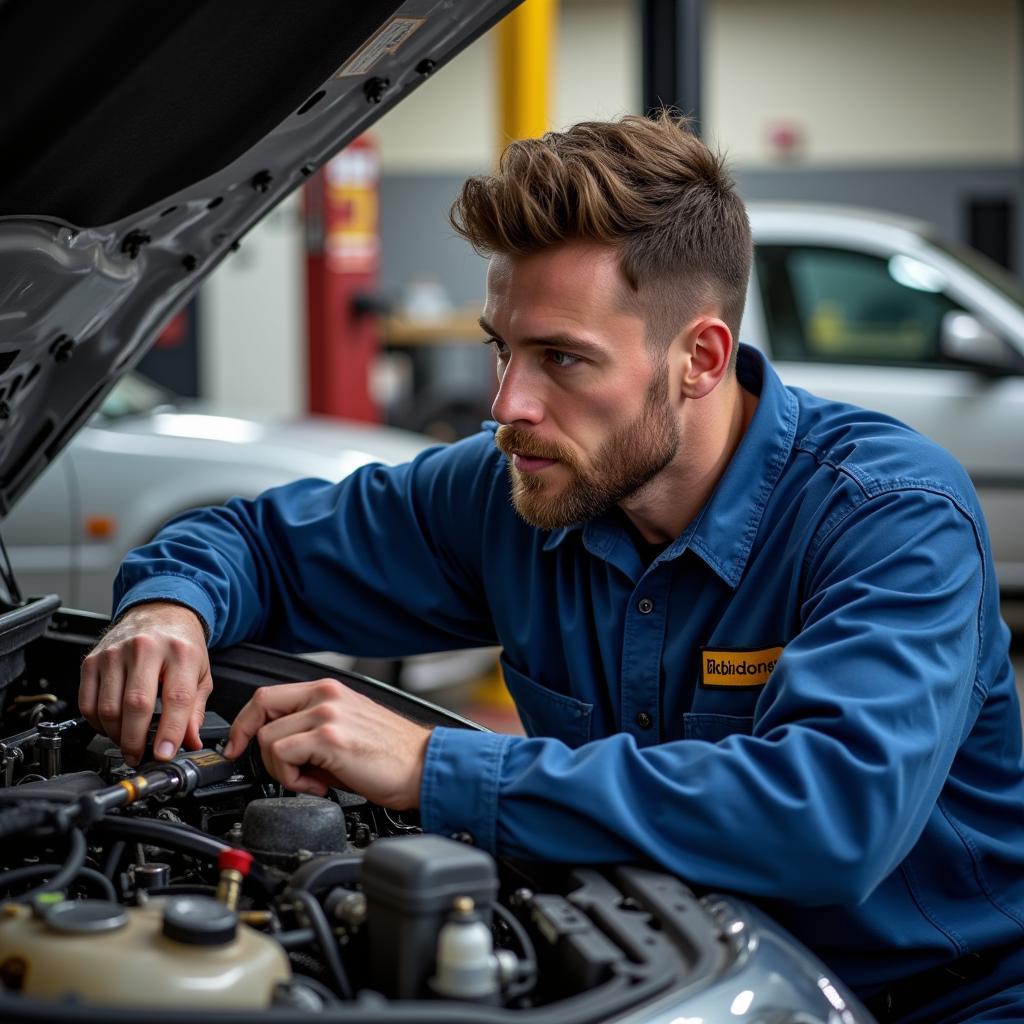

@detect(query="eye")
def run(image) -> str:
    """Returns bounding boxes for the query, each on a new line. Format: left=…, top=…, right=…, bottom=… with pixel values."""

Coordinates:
left=547, top=349, right=580, bottom=368
left=482, top=336, right=508, bottom=357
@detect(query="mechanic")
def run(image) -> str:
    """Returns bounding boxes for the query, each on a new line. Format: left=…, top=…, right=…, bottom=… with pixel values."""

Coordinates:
left=80, top=113, right=1024, bottom=1023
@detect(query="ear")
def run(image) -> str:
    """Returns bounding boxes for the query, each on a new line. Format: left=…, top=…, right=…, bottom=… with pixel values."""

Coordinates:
left=677, top=318, right=733, bottom=399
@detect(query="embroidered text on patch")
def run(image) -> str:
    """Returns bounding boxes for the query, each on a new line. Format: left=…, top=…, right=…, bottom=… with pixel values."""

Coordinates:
left=700, top=646, right=784, bottom=688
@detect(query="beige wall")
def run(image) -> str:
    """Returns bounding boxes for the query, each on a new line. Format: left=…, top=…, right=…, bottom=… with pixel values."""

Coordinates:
left=707, top=0, right=1023, bottom=166
left=374, top=0, right=640, bottom=172
left=372, top=32, right=496, bottom=173
left=375, top=0, right=1023, bottom=172
left=199, top=196, right=306, bottom=417
left=554, top=0, right=641, bottom=131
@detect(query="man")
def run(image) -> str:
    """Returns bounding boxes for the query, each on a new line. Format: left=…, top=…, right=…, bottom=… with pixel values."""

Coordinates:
left=80, top=114, right=1024, bottom=1022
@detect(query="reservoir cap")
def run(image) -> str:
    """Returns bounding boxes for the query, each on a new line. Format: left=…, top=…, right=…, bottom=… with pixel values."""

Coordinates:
left=44, top=900, right=128, bottom=935
left=162, top=895, right=237, bottom=946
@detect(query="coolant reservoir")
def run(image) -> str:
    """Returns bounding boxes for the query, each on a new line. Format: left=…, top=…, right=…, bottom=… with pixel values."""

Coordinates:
left=0, top=896, right=291, bottom=1008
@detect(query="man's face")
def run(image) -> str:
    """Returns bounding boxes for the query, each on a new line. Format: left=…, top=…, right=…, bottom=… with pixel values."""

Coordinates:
left=482, top=242, right=680, bottom=529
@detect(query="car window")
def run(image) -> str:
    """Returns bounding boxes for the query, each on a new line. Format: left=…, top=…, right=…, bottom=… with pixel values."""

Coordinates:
left=755, top=244, right=964, bottom=366
left=927, top=236, right=1024, bottom=306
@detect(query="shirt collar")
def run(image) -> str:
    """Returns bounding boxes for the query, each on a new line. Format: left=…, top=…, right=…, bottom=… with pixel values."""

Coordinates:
left=686, top=346, right=799, bottom=586
left=541, top=345, right=799, bottom=589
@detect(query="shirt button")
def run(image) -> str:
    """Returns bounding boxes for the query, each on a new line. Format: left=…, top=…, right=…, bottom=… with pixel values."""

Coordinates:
left=637, top=598, right=654, bottom=614
left=635, top=711, right=653, bottom=729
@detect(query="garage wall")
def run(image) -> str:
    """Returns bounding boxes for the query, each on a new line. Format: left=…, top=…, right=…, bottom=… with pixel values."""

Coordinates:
left=197, top=0, right=1024, bottom=415
left=706, top=0, right=1023, bottom=166
left=374, top=0, right=1024, bottom=168
left=374, top=0, right=640, bottom=172
left=198, top=196, right=306, bottom=417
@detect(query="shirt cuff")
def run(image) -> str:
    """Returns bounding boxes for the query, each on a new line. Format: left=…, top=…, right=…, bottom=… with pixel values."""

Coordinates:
left=113, top=576, right=216, bottom=642
left=419, top=726, right=515, bottom=854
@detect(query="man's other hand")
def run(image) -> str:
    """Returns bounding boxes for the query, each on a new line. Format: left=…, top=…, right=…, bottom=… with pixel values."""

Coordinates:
left=79, top=602, right=211, bottom=766
left=224, top=680, right=432, bottom=810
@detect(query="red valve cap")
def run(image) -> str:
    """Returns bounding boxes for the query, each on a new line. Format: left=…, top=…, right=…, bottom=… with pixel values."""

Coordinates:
left=217, top=848, right=254, bottom=876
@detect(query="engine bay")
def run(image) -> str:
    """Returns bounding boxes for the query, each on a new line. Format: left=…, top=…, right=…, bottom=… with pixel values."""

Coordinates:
left=0, top=595, right=754, bottom=1023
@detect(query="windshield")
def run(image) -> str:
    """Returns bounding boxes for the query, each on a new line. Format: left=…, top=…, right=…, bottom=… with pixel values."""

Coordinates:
left=927, top=236, right=1024, bottom=307
left=99, top=372, right=178, bottom=420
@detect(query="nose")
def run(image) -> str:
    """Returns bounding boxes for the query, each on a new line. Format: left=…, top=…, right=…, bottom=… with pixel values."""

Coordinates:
left=490, top=357, right=545, bottom=426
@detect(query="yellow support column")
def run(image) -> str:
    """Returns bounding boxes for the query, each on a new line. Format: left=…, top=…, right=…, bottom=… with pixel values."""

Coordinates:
left=466, top=0, right=557, bottom=726
left=497, top=0, right=557, bottom=149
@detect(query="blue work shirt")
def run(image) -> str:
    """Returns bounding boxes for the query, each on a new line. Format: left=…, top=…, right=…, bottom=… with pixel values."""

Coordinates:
left=115, top=345, right=1024, bottom=998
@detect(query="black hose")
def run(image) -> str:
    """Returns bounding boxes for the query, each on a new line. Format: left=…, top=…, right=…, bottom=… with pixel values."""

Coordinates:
left=94, top=815, right=229, bottom=859
left=1, top=863, right=116, bottom=902
left=493, top=901, right=536, bottom=965
left=0, top=828, right=91, bottom=902
left=0, top=831, right=87, bottom=897
left=289, top=852, right=362, bottom=894
left=0, top=801, right=55, bottom=836
left=0, top=783, right=80, bottom=802
left=102, top=838, right=126, bottom=881
left=146, top=884, right=218, bottom=897
left=37, top=827, right=87, bottom=895
left=92, top=815, right=280, bottom=897
left=493, top=901, right=538, bottom=999
left=290, top=888, right=354, bottom=1000
left=274, top=927, right=316, bottom=948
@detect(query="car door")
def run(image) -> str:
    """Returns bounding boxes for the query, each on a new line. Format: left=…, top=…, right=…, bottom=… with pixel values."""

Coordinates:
left=748, top=229, right=1024, bottom=593
left=1, top=453, right=77, bottom=604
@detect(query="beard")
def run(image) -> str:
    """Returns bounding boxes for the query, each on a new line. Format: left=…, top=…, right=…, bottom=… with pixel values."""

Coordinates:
left=494, top=372, right=679, bottom=530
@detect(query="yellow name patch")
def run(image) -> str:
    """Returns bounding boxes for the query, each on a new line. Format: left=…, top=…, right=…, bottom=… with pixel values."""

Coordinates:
left=700, top=646, right=784, bottom=688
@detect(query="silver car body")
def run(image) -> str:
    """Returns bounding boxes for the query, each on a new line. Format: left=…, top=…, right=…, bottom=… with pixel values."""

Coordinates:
left=744, top=202, right=1024, bottom=593
left=4, top=384, right=433, bottom=611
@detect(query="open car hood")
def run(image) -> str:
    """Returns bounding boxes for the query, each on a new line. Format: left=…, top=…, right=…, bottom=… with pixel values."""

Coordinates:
left=0, top=0, right=518, bottom=516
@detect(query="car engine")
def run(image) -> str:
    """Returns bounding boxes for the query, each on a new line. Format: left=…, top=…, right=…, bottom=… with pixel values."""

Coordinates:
left=0, top=596, right=871, bottom=1023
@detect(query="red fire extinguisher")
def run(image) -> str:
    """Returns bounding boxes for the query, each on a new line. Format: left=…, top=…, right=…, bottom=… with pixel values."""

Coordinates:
left=305, top=134, right=381, bottom=422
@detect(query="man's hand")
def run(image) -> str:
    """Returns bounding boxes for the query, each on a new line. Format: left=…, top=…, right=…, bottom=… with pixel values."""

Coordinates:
left=223, top=680, right=432, bottom=810
left=79, top=602, right=211, bottom=766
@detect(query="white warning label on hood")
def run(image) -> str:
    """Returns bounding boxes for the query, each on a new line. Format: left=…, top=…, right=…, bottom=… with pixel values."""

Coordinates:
left=335, top=16, right=426, bottom=77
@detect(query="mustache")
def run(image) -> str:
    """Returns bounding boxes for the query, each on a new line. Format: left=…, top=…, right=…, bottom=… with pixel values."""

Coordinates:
left=495, top=425, right=574, bottom=463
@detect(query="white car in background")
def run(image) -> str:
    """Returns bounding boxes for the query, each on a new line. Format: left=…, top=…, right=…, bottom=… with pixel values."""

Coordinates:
left=2, top=375, right=495, bottom=691
left=5, top=204, right=1024, bottom=602
left=743, top=203, right=1024, bottom=595
left=2, top=372, right=434, bottom=612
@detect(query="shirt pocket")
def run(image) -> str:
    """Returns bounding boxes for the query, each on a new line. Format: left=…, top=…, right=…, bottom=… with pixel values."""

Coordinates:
left=500, top=656, right=593, bottom=748
left=683, top=712, right=755, bottom=743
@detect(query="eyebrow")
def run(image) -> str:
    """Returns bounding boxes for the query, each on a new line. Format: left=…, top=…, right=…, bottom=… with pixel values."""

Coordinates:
left=478, top=317, right=607, bottom=359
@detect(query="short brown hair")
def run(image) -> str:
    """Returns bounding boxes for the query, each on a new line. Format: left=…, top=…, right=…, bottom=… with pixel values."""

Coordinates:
left=450, top=111, right=752, bottom=356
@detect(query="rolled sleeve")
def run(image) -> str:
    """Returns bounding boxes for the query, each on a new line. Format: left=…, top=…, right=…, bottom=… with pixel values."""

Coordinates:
left=419, top=727, right=514, bottom=853
left=114, top=574, right=216, bottom=640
